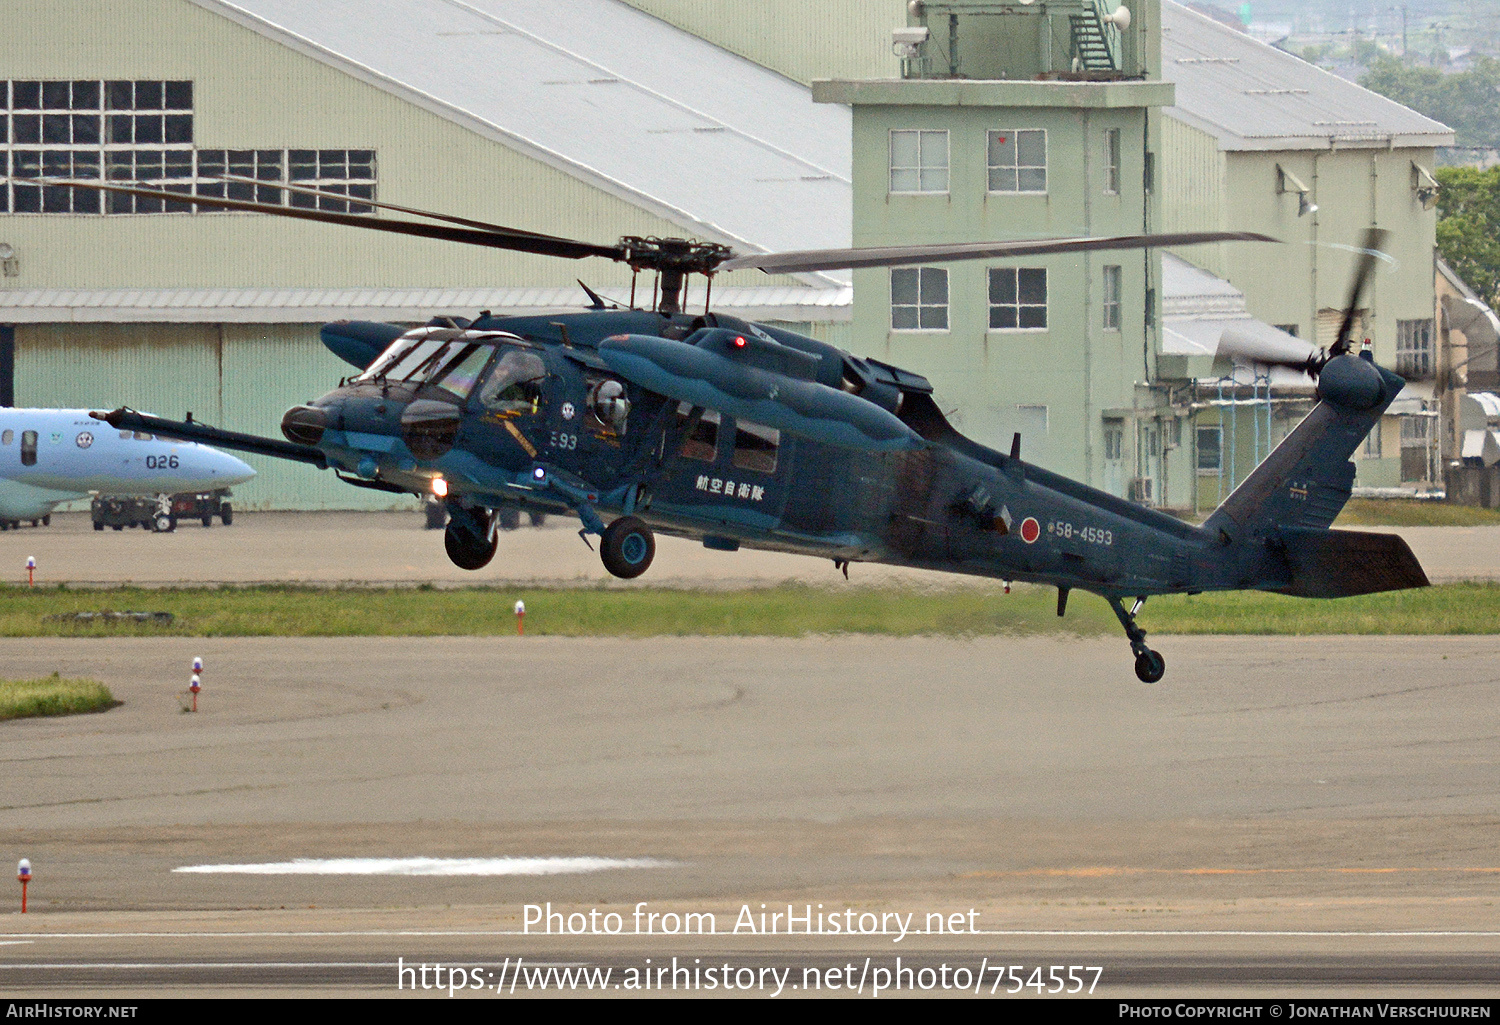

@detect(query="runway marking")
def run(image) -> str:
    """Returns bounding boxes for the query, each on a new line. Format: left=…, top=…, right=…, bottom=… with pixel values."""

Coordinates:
left=960, top=866, right=1500, bottom=878
left=173, top=856, right=675, bottom=876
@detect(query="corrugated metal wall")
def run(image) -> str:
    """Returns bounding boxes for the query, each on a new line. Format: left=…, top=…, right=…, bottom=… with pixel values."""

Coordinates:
left=14, top=322, right=415, bottom=510
left=1159, top=115, right=1226, bottom=277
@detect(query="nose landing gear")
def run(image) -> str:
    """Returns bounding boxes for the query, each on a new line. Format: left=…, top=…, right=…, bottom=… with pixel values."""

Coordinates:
left=443, top=504, right=498, bottom=570
left=1107, top=595, right=1165, bottom=683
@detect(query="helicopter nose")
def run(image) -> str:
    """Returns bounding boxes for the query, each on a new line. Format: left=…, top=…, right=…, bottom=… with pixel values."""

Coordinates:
left=281, top=404, right=329, bottom=445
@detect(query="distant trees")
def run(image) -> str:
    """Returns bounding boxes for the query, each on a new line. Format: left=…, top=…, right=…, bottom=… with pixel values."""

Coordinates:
left=1435, top=165, right=1500, bottom=308
left=1360, top=55, right=1500, bottom=150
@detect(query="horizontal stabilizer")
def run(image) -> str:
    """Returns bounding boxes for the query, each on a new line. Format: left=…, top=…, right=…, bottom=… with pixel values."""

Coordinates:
left=1277, top=528, right=1429, bottom=598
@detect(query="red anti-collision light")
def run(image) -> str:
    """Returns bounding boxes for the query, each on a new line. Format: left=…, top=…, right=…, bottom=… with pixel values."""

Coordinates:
left=733, top=336, right=747, bottom=348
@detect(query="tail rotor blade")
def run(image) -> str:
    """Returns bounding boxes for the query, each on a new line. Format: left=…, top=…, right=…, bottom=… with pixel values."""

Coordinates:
left=1332, top=228, right=1389, bottom=355
left=1217, top=325, right=1322, bottom=371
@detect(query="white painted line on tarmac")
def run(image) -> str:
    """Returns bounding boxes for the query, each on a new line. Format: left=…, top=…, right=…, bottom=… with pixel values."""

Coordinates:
left=0, top=962, right=581, bottom=970
left=172, top=856, right=675, bottom=876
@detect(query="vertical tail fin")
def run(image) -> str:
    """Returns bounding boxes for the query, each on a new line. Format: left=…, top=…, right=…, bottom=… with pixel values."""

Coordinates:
left=1202, top=355, right=1402, bottom=539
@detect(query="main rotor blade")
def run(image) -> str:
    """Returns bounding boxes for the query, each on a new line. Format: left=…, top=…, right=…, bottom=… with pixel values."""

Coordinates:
left=719, top=231, right=1278, bottom=274
left=1332, top=228, right=1390, bottom=355
left=33, top=178, right=624, bottom=261
left=208, top=173, right=547, bottom=237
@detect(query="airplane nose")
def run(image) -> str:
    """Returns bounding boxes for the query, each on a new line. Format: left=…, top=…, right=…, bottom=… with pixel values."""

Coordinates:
left=215, top=451, right=257, bottom=486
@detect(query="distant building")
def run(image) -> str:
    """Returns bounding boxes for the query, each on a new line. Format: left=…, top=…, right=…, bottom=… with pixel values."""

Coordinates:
left=638, top=0, right=1454, bottom=507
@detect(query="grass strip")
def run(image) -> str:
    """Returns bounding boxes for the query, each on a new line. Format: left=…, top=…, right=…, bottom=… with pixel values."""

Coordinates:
left=0, top=672, right=116, bottom=720
left=1334, top=499, right=1500, bottom=527
left=0, top=581, right=1498, bottom=637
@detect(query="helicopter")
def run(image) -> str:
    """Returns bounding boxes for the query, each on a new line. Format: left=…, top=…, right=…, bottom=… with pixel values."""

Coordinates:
left=58, top=175, right=1427, bottom=682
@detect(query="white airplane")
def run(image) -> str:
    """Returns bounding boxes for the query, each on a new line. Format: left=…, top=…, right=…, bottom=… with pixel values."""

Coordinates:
left=0, top=408, right=255, bottom=531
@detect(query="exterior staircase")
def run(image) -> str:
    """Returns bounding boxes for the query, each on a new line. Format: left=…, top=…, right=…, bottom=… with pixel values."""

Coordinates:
left=1069, top=2, right=1119, bottom=72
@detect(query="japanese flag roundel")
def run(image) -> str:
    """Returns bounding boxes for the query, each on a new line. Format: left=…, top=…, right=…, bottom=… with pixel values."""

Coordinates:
left=1019, top=517, right=1041, bottom=543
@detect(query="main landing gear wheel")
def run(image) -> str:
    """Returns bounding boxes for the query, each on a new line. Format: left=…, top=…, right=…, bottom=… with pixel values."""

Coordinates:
left=600, top=516, right=655, bottom=579
left=445, top=518, right=498, bottom=571
left=1134, top=649, right=1166, bottom=684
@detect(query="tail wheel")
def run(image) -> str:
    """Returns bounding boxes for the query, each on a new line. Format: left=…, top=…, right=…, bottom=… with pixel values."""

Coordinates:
left=600, top=516, right=655, bottom=579
left=1134, top=649, right=1166, bottom=684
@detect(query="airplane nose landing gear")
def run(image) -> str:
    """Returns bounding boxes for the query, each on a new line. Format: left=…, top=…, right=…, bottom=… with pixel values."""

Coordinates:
left=1108, top=595, right=1165, bottom=683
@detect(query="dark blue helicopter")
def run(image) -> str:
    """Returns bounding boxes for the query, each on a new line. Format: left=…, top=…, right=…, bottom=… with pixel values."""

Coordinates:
left=73, top=176, right=1426, bottom=682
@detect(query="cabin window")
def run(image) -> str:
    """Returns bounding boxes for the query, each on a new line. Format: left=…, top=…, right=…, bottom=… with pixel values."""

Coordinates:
left=732, top=421, right=779, bottom=474
left=676, top=405, right=719, bottom=462
left=20, top=430, right=36, bottom=466
left=0, top=429, right=10, bottom=445
left=478, top=349, right=547, bottom=414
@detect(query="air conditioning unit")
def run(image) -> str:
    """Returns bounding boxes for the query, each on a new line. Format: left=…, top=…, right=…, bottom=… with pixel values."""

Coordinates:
left=1128, top=477, right=1153, bottom=504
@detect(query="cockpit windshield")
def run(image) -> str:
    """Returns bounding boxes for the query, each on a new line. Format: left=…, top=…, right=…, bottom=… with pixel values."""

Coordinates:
left=354, top=329, right=513, bottom=390
left=429, top=344, right=495, bottom=399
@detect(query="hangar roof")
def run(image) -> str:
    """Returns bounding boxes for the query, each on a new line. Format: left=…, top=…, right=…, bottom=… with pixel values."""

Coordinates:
left=193, top=0, right=852, bottom=279
left=1162, top=2, right=1454, bottom=151
left=0, top=284, right=851, bottom=324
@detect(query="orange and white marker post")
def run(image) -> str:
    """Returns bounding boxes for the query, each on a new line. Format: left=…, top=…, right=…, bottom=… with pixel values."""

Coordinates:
left=25, top=557, right=34, bottom=588
left=17, top=859, right=30, bottom=913
left=514, top=600, right=526, bottom=635
left=190, top=674, right=201, bottom=713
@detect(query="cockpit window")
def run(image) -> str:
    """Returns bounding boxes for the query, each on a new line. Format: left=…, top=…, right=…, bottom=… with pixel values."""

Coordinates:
left=381, top=340, right=447, bottom=381
left=478, top=349, right=547, bottom=414
left=430, top=344, right=494, bottom=399
left=358, top=338, right=419, bottom=381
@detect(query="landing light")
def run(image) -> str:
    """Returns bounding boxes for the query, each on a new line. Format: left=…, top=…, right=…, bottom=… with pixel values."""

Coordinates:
left=432, top=477, right=448, bottom=498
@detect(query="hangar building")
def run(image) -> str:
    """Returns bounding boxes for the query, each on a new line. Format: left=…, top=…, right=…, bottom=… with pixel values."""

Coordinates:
left=0, top=0, right=853, bottom=509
